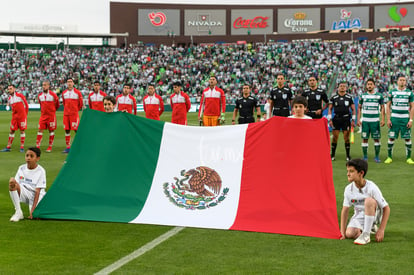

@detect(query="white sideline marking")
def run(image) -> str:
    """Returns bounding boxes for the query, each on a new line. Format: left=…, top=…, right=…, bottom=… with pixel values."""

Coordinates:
left=94, top=226, right=185, bottom=275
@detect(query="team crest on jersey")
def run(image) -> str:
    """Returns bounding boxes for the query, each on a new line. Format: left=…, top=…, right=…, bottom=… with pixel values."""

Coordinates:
left=345, top=101, right=349, bottom=106
left=163, top=167, right=229, bottom=210
left=316, top=95, right=321, bottom=100
left=282, top=94, right=287, bottom=100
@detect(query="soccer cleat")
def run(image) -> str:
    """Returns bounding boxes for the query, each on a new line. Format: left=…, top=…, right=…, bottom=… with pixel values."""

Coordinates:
left=0, top=148, right=11, bottom=152
left=46, top=146, right=52, bottom=153
left=362, top=157, right=368, bottom=161
left=346, top=156, right=351, bottom=161
left=374, top=157, right=381, bottom=163
left=62, top=148, right=70, bottom=154
left=19, top=147, right=24, bottom=153
left=10, top=210, right=24, bottom=222
left=406, top=158, right=414, bottom=165
left=331, top=156, right=335, bottom=161
left=354, top=232, right=370, bottom=245
left=384, top=157, right=393, bottom=164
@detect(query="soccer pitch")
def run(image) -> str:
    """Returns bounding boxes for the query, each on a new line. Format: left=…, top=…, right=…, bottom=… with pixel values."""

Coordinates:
left=0, top=111, right=413, bottom=274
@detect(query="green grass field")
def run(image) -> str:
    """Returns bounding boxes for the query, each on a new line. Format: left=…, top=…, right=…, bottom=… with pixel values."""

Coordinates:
left=0, top=110, right=413, bottom=274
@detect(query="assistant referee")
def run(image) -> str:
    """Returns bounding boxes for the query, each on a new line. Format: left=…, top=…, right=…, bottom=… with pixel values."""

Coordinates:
left=232, top=84, right=261, bottom=124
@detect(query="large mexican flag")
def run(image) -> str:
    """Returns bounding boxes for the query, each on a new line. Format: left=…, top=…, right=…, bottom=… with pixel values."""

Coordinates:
left=33, top=109, right=341, bottom=239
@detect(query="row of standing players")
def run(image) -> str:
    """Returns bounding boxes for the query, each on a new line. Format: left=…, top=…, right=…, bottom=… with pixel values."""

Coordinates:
left=1, top=74, right=414, bottom=164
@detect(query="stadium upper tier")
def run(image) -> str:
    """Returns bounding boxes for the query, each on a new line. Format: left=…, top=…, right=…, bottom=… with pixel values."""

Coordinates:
left=1, top=37, right=413, bottom=105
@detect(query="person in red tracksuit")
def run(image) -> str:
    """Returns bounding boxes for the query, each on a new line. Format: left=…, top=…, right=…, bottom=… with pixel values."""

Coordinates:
left=115, top=83, right=137, bottom=115
left=36, top=81, right=60, bottom=152
left=198, top=75, right=226, bottom=126
left=143, top=83, right=164, bottom=120
left=170, top=81, right=191, bottom=125
left=88, top=81, right=107, bottom=112
left=1, top=84, right=29, bottom=153
left=61, top=77, right=83, bottom=154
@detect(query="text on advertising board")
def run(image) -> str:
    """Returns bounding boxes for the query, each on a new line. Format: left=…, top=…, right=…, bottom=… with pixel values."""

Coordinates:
left=233, top=16, right=269, bottom=29
left=331, top=9, right=362, bottom=30
left=284, top=12, right=313, bottom=32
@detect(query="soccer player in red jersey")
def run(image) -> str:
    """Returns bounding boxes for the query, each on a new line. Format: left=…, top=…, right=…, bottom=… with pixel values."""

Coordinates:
left=198, top=76, right=226, bottom=126
left=88, top=81, right=107, bottom=112
left=170, top=81, right=191, bottom=125
left=61, top=78, right=83, bottom=153
left=143, top=83, right=164, bottom=120
left=1, top=84, right=29, bottom=152
left=115, top=83, right=137, bottom=115
left=36, top=81, right=60, bottom=152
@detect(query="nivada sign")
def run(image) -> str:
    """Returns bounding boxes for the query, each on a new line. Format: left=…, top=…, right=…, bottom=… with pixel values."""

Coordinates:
left=231, top=9, right=273, bottom=35
left=184, top=10, right=226, bottom=36
left=277, top=8, right=320, bottom=34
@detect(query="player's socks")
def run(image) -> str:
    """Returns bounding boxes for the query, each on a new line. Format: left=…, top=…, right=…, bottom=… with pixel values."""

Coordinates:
left=20, top=133, right=25, bottom=148
left=345, top=142, right=351, bottom=160
left=7, top=134, right=15, bottom=148
left=406, top=140, right=412, bottom=159
left=374, top=142, right=381, bottom=159
left=65, top=133, right=71, bottom=148
left=49, top=132, right=55, bottom=147
left=363, top=215, right=375, bottom=233
left=36, top=132, right=43, bottom=147
left=9, top=190, right=22, bottom=213
left=387, top=140, right=394, bottom=158
left=362, top=142, right=368, bottom=159
left=331, top=142, right=337, bottom=159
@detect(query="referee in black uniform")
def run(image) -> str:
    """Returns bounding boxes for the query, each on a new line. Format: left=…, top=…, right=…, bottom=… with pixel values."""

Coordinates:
left=328, top=81, right=356, bottom=161
left=232, top=84, right=261, bottom=124
left=302, top=76, right=329, bottom=119
left=268, top=73, right=293, bottom=117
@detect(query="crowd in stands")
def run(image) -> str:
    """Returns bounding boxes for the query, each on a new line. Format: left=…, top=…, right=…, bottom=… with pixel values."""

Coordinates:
left=0, top=36, right=413, bottom=106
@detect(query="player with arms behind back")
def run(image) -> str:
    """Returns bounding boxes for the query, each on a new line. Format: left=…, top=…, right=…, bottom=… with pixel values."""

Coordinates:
left=36, top=81, right=60, bottom=152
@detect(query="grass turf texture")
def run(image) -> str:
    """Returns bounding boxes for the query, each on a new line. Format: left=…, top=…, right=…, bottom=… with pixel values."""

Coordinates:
left=0, top=110, right=413, bottom=274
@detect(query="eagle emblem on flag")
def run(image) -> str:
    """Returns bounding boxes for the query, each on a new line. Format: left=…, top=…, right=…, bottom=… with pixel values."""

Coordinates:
left=164, top=166, right=229, bottom=210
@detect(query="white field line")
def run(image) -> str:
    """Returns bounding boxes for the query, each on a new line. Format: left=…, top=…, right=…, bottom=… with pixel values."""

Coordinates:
left=94, top=226, right=185, bottom=275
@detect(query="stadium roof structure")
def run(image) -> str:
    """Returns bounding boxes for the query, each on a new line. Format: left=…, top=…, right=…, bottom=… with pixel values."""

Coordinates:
left=0, top=30, right=129, bottom=49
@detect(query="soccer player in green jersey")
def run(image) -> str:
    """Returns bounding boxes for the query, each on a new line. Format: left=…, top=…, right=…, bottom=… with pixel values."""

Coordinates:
left=384, top=75, right=414, bottom=164
left=357, top=79, right=385, bottom=163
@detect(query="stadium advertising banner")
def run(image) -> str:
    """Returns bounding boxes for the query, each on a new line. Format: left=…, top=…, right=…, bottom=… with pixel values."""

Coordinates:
left=184, top=10, right=226, bottom=36
left=138, top=9, right=180, bottom=36
left=325, top=7, right=369, bottom=30
left=277, top=8, right=320, bottom=34
left=230, top=9, right=273, bottom=35
left=374, top=4, right=414, bottom=29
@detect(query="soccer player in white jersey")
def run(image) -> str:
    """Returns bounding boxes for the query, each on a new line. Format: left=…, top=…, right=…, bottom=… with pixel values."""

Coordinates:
left=8, top=147, right=47, bottom=222
left=340, top=159, right=390, bottom=245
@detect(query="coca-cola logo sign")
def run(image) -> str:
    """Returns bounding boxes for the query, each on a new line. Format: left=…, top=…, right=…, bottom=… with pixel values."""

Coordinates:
left=148, top=12, right=167, bottom=27
left=233, top=16, right=269, bottom=29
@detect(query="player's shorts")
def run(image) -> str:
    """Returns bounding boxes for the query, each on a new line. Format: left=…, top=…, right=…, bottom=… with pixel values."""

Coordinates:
left=306, top=111, right=323, bottom=119
left=172, top=117, right=187, bottom=125
left=272, top=109, right=290, bottom=117
left=38, top=115, right=57, bottom=131
left=203, top=115, right=219, bottom=126
left=388, top=118, right=411, bottom=139
left=361, top=121, right=381, bottom=139
left=238, top=116, right=255, bottom=124
left=347, top=206, right=383, bottom=231
left=332, top=116, right=351, bottom=131
left=63, top=115, right=80, bottom=131
left=19, top=184, right=46, bottom=211
left=10, top=117, right=27, bottom=131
